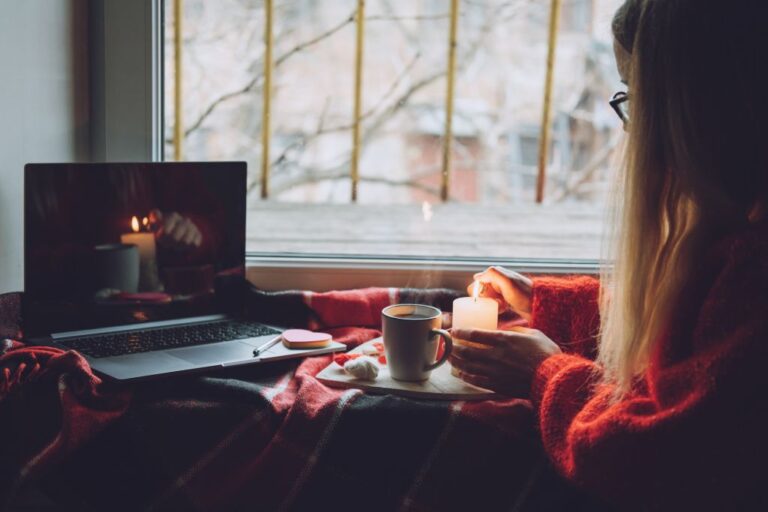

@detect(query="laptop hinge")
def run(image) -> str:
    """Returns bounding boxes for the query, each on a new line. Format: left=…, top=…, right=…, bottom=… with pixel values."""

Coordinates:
left=50, top=314, right=230, bottom=340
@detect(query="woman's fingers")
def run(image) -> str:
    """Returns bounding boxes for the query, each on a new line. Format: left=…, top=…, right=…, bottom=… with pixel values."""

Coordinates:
left=452, top=328, right=501, bottom=346
left=452, top=343, right=498, bottom=363
left=508, top=325, right=536, bottom=335
left=449, top=353, right=492, bottom=377
left=172, top=219, right=191, bottom=242
left=450, top=325, right=561, bottom=398
left=481, top=268, right=524, bottom=307
left=157, top=213, right=182, bottom=245
left=475, top=266, right=519, bottom=283
left=467, top=291, right=506, bottom=311
left=470, top=267, right=534, bottom=317
left=162, top=212, right=182, bottom=236
left=149, top=209, right=163, bottom=224
left=473, top=268, right=510, bottom=296
left=465, top=282, right=506, bottom=308
left=452, top=369, right=494, bottom=391
left=182, top=221, right=199, bottom=245
left=155, top=213, right=202, bottom=249
left=452, top=327, right=527, bottom=347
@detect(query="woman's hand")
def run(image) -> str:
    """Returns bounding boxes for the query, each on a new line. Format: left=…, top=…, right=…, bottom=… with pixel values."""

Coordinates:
left=150, top=209, right=203, bottom=250
left=469, top=266, right=533, bottom=320
left=450, top=327, right=561, bottom=397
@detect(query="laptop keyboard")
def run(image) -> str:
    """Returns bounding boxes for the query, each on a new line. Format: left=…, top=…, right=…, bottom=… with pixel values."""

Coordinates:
left=61, top=321, right=281, bottom=359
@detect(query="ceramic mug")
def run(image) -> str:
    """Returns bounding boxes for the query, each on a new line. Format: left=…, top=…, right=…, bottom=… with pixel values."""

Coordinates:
left=92, top=243, right=140, bottom=293
left=382, top=304, right=453, bottom=382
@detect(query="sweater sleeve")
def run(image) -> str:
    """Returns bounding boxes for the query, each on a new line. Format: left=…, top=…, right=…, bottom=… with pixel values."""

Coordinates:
left=530, top=234, right=768, bottom=510
left=529, top=275, right=600, bottom=358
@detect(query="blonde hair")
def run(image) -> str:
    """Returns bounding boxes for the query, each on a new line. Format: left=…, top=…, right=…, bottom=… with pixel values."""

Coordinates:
left=599, top=0, right=768, bottom=393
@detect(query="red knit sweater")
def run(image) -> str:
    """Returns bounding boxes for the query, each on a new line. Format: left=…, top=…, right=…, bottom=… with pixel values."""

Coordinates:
left=529, top=223, right=768, bottom=511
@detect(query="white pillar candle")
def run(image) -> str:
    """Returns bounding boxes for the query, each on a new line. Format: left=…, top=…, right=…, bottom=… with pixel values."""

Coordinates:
left=121, top=216, right=161, bottom=291
left=452, top=297, right=499, bottom=331
left=452, top=282, right=499, bottom=380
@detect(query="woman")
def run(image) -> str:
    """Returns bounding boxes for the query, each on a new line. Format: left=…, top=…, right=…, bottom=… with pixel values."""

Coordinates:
left=450, top=1, right=768, bottom=510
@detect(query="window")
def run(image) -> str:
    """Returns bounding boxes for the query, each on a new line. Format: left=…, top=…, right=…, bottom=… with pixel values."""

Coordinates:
left=163, top=0, right=625, bottom=265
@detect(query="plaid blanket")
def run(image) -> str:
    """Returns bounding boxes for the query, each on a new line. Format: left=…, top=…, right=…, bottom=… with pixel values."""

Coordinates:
left=1, top=286, right=608, bottom=511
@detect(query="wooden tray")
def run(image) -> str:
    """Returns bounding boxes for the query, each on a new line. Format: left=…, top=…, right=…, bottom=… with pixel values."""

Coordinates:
left=316, top=338, right=496, bottom=401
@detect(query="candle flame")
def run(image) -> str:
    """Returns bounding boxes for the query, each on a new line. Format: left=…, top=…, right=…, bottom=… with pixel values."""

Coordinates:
left=131, top=216, right=140, bottom=233
left=142, top=216, right=149, bottom=227
left=472, top=280, right=481, bottom=300
left=422, top=201, right=433, bottom=222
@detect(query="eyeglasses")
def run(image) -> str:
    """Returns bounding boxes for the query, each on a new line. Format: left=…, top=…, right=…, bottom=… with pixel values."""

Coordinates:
left=610, top=91, right=630, bottom=126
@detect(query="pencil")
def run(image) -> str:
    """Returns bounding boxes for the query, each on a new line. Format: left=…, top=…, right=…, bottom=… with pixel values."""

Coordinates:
left=252, top=334, right=282, bottom=357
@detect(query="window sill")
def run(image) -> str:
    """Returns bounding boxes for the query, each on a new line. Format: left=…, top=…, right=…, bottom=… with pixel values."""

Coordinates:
left=246, top=254, right=599, bottom=292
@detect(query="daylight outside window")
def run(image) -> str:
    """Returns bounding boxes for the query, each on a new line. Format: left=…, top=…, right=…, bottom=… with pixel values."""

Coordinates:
left=164, top=0, right=625, bottom=262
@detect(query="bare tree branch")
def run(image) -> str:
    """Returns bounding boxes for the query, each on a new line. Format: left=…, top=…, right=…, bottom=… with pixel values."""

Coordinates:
left=366, top=14, right=449, bottom=21
left=551, top=131, right=622, bottom=202
left=274, top=13, right=355, bottom=68
left=182, top=10, right=356, bottom=138
left=252, top=0, right=518, bottom=199
left=180, top=0, right=575, bottom=205
left=256, top=66, right=448, bottom=197
left=268, top=51, right=423, bottom=169
left=269, top=167, right=443, bottom=198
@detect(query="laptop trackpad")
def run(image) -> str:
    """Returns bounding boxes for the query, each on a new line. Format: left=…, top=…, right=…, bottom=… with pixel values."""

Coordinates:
left=169, top=341, right=254, bottom=365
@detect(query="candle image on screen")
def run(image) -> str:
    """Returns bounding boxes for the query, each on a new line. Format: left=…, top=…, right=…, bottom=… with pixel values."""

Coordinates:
left=121, top=216, right=161, bottom=291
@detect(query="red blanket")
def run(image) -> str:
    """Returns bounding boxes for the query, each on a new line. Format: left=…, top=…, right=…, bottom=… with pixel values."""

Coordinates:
left=1, top=288, right=605, bottom=511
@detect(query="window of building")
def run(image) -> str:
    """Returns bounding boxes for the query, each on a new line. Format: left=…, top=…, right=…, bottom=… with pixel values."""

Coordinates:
left=163, top=0, right=625, bottom=265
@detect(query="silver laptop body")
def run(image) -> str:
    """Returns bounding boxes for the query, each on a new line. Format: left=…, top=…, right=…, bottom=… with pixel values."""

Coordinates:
left=23, top=162, right=283, bottom=381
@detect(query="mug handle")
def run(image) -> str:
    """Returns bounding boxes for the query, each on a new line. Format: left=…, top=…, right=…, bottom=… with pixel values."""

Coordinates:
left=424, top=329, right=453, bottom=372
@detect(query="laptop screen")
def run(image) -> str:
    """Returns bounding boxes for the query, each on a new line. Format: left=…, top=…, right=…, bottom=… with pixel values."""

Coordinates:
left=23, top=162, right=247, bottom=336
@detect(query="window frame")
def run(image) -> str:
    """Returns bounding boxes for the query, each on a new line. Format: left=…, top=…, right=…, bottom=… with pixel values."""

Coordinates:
left=247, top=254, right=598, bottom=292
left=89, top=0, right=164, bottom=162
left=95, top=0, right=601, bottom=291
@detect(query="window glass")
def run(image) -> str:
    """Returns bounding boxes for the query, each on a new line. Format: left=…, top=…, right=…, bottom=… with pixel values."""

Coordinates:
left=165, top=0, right=625, bottom=261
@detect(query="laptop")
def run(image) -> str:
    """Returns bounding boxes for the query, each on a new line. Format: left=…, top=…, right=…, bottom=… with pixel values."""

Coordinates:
left=23, top=162, right=343, bottom=381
